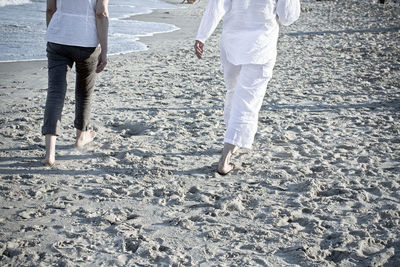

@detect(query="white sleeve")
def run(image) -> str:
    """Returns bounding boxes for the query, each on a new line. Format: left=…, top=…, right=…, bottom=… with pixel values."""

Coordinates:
left=195, top=0, right=231, bottom=43
left=276, top=0, right=301, bottom=26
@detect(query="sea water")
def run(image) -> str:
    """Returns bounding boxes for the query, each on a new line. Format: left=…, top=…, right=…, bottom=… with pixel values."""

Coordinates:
left=0, top=0, right=179, bottom=62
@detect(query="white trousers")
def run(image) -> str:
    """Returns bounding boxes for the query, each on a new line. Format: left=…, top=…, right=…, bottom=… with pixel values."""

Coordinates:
left=221, top=49, right=276, bottom=149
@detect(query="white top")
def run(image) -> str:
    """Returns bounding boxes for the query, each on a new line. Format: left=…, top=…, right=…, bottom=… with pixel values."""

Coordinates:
left=196, top=0, right=301, bottom=65
left=46, top=0, right=99, bottom=47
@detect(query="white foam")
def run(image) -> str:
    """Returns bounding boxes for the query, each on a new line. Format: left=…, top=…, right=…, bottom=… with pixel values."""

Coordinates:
left=0, top=0, right=31, bottom=7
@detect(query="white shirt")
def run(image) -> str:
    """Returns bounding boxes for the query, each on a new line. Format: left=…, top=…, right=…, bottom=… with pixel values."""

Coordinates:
left=46, top=0, right=99, bottom=47
left=196, top=0, right=301, bottom=65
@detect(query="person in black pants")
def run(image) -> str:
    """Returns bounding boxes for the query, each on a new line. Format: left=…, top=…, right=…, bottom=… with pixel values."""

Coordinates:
left=42, top=0, right=109, bottom=166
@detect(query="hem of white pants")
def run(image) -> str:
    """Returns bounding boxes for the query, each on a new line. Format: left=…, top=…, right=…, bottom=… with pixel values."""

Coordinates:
left=224, top=138, right=252, bottom=149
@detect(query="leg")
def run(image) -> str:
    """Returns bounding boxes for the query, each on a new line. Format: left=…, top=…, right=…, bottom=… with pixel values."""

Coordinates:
left=74, top=47, right=99, bottom=148
left=42, top=134, right=56, bottom=166
left=221, top=48, right=241, bottom=126
left=216, top=50, right=242, bottom=174
left=214, top=49, right=242, bottom=173
left=42, top=43, right=73, bottom=164
left=224, top=59, right=275, bottom=149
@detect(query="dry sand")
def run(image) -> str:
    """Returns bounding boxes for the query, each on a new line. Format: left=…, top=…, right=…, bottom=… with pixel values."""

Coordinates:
left=0, top=0, right=399, bottom=266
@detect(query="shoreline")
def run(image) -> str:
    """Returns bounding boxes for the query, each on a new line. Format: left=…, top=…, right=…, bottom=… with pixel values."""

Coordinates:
left=0, top=0, right=195, bottom=79
left=0, top=0, right=184, bottom=65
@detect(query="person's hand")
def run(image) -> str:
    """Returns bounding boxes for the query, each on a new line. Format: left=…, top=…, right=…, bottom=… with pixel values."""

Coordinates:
left=194, top=40, right=204, bottom=59
left=96, top=52, right=107, bottom=73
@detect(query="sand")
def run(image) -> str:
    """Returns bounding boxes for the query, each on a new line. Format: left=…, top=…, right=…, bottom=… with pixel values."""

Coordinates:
left=0, top=0, right=399, bottom=266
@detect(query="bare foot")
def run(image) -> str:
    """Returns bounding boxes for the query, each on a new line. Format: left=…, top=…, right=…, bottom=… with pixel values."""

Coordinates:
left=75, top=129, right=96, bottom=148
left=42, top=134, right=56, bottom=166
left=217, top=143, right=237, bottom=175
left=42, top=158, right=55, bottom=167
left=218, top=162, right=235, bottom=175
left=232, top=146, right=239, bottom=154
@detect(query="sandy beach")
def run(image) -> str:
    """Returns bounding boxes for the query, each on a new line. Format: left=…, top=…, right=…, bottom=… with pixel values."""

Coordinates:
left=0, top=0, right=399, bottom=266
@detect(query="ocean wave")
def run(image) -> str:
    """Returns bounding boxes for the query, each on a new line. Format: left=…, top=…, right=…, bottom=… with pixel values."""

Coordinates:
left=0, top=0, right=31, bottom=7
left=0, top=0, right=179, bottom=62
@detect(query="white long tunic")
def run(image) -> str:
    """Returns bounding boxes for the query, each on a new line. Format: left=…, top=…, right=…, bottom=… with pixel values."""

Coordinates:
left=195, top=0, right=301, bottom=65
left=46, top=0, right=99, bottom=47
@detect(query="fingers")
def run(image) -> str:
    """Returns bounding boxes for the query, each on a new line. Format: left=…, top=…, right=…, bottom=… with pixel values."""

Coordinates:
left=96, top=55, right=107, bottom=73
left=194, top=40, right=204, bottom=59
left=195, top=47, right=202, bottom=59
left=196, top=43, right=203, bottom=59
left=96, top=61, right=106, bottom=73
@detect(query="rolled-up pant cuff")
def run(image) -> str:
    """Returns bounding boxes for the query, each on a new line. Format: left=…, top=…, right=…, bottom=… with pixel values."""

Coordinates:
left=41, top=123, right=61, bottom=136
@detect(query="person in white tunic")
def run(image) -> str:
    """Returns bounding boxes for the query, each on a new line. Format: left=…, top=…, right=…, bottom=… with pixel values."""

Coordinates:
left=195, top=0, right=300, bottom=174
left=42, top=0, right=109, bottom=166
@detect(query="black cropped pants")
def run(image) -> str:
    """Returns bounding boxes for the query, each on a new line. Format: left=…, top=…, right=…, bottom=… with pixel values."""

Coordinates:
left=42, top=42, right=99, bottom=135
